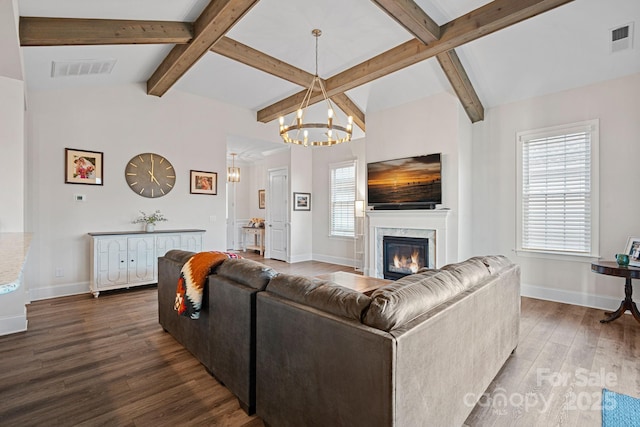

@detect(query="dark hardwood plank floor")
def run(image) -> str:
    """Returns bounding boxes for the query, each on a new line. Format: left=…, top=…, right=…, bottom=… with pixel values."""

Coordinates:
left=0, top=253, right=638, bottom=426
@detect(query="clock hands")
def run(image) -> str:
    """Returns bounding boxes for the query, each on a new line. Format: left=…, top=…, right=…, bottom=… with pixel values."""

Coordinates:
left=148, top=154, right=160, bottom=185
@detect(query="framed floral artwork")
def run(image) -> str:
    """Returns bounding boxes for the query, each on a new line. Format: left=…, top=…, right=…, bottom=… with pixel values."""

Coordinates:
left=190, top=170, right=217, bottom=195
left=65, top=148, right=103, bottom=185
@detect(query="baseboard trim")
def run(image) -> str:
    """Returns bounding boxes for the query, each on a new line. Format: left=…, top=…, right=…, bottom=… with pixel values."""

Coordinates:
left=289, top=253, right=313, bottom=264
left=521, top=283, right=621, bottom=311
left=29, top=281, right=90, bottom=301
left=0, top=312, right=27, bottom=336
left=312, top=253, right=354, bottom=268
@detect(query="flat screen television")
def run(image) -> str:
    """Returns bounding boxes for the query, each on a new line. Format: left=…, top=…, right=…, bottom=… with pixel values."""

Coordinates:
left=367, top=153, right=442, bottom=210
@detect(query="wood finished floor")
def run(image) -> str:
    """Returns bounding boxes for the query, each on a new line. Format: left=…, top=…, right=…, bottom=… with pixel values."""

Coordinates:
left=0, top=253, right=638, bottom=426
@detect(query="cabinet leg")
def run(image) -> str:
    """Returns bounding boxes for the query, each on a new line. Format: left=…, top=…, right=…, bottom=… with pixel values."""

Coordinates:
left=92, top=291, right=100, bottom=298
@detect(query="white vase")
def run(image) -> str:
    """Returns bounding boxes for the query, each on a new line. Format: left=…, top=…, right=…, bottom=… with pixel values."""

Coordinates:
left=146, top=223, right=155, bottom=232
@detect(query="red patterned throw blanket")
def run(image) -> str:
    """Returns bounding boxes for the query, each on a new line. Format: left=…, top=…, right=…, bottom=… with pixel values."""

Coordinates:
left=175, top=251, right=241, bottom=319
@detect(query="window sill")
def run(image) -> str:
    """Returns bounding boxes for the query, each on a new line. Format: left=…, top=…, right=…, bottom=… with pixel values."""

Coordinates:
left=514, top=249, right=600, bottom=263
left=329, top=235, right=355, bottom=241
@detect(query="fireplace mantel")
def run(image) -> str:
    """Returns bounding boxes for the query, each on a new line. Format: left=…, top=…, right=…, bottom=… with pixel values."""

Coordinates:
left=366, top=209, right=450, bottom=278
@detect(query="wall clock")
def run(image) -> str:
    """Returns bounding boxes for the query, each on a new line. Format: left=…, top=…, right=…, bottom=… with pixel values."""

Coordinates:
left=124, top=153, right=176, bottom=198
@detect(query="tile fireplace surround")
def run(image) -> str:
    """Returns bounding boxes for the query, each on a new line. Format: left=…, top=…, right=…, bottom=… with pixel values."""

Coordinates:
left=365, top=209, right=450, bottom=278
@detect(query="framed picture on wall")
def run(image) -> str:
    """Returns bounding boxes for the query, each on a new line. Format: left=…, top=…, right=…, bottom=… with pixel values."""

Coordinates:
left=190, top=170, right=217, bottom=195
left=258, top=189, right=266, bottom=209
left=625, top=237, right=640, bottom=267
left=293, top=192, right=311, bottom=211
left=65, top=148, right=103, bottom=185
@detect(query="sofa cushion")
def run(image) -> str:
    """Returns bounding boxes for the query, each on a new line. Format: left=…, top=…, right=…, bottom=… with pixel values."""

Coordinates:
left=441, top=258, right=490, bottom=289
left=474, top=255, right=513, bottom=275
left=163, top=250, right=196, bottom=265
left=216, top=258, right=277, bottom=291
left=363, top=270, right=465, bottom=332
left=266, top=274, right=371, bottom=321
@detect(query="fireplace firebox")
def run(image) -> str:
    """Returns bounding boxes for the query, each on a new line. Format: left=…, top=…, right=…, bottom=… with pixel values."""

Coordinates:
left=383, top=236, right=429, bottom=280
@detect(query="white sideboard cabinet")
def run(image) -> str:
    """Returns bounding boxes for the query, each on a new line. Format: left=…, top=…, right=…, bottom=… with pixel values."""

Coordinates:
left=88, top=229, right=204, bottom=297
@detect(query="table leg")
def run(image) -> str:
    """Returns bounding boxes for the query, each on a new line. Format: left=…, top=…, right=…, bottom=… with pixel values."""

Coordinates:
left=601, top=278, right=640, bottom=323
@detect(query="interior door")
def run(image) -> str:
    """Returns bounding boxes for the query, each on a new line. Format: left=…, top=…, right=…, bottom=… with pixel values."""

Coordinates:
left=268, top=168, right=288, bottom=261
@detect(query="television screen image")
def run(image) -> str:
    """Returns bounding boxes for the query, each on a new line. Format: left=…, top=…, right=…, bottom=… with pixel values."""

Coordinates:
left=367, top=153, right=441, bottom=209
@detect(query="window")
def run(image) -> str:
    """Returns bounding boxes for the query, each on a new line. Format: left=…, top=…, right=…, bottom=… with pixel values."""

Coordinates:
left=330, top=160, right=356, bottom=237
left=516, top=120, right=599, bottom=258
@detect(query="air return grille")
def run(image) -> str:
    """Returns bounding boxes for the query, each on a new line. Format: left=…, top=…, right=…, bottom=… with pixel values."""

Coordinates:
left=51, top=59, right=117, bottom=78
left=610, top=23, right=633, bottom=53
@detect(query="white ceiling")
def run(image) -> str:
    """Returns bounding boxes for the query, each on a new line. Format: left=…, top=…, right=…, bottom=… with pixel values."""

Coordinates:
left=17, top=0, right=640, bottom=158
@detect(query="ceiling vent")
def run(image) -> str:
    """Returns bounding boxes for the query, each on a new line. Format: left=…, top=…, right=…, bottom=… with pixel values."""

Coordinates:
left=610, top=23, right=633, bottom=53
left=51, top=59, right=117, bottom=78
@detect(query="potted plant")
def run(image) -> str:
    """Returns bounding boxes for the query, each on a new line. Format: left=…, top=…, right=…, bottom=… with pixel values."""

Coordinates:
left=132, top=210, right=167, bottom=232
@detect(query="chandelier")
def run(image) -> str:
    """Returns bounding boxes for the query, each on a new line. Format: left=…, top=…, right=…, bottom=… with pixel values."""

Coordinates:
left=278, top=29, right=353, bottom=147
left=227, top=153, right=240, bottom=182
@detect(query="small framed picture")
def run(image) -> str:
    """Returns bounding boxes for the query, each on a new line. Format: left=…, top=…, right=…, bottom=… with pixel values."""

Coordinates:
left=190, top=170, right=217, bottom=195
left=65, top=148, right=103, bottom=185
left=293, top=192, right=311, bottom=211
left=258, top=189, right=266, bottom=209
left=624, top=237, right=640, bottom=267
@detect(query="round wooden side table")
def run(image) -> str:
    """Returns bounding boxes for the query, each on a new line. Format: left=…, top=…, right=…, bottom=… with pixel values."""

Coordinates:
left=591, top=261, right=640, bottom=324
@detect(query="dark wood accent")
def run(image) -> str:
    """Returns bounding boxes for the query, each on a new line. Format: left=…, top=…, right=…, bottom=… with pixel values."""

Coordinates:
left=591, top=261, right=640, bottom=323
left=147, top=0, right=259, bottom=97
left=2, top=255, right=634, bottom=426
left=19, top=17, right=193, bottom=46
left=314, top=271, right=392, bottom=296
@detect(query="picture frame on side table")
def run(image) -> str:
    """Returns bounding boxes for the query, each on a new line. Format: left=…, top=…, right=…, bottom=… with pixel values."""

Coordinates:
left=190, top=170, right=217, bottom=195
left=624, top=237, right=640, bottom=267
left=293, top=192, right=311, bottom=211
left=258, top=189, right=265, bottom=209
left=65, top=148, right=103, bottom=185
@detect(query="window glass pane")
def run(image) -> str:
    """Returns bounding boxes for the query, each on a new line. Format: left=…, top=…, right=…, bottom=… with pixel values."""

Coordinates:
left=330, top=161, right=356, bottom=237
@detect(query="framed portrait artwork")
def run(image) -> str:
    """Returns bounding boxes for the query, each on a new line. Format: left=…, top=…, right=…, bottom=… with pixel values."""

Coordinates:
left=293, top=192, right=311, bottom=211
left=65, top=148, right=103, bottom=185
left=190, top=170, right=217, bottom=195
left=624, top=237, right=640, bottom=267
left=258, top=189, right=266, bottom=209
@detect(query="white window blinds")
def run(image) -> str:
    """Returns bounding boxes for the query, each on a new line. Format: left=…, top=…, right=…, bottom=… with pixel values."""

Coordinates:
left=330, top=161, right=356, bottom=237
left=517, top=120, right=599, bottom=256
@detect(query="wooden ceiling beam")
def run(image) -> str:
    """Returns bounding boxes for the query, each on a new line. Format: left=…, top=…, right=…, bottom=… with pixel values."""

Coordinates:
left=212, top=37, right=365, bottom=131
left=371, top=0, right=484, bottom=122
left=436, top=49, right=484, bottom=122
left=371, top=0, right=440, bottom=43
left=147, top=0, right=259, bottom=97
left=258, top=0, right=573, bottom=123
left=19, top=17, right=192, bottom=46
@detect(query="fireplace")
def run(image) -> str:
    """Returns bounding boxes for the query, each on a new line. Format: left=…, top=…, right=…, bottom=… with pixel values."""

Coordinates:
left=383, top=236, right=429, bottom=280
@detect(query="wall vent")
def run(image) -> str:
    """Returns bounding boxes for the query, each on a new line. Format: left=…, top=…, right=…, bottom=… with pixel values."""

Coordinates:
left=51, top=59, right=117, bottom=78
left=610, top=23, right=634, bottom=53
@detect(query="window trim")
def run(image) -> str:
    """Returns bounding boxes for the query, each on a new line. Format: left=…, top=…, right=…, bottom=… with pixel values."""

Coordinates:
left=329, top=159, right=357, bottom=238
left=515, top=119, right=600, bottom=260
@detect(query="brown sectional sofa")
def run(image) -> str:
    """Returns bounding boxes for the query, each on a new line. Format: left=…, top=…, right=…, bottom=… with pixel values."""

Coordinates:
left=157, top=252, right=520, bottom=425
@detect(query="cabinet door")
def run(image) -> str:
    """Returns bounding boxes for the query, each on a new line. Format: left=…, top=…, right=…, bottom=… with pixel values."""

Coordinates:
left=155, top=234, right=182, bottom=257
left=127, top=236, right=155, bottom=283
left=97, top=237, right=128, bottom=286
left=181, top=233, right=202, bottom=252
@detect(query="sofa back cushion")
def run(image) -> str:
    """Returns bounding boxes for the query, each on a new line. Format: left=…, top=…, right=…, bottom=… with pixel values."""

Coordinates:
left=441, top=258, right=490, bottom=290
left=266, top=274, right=371, bottom=321
left=475, top=255, right=513, bottom=275
left=363, top=270, right=465, bottom=332
left=163, top=250, right=196, bottom=265
left=216, top=258, right=277, bottom=291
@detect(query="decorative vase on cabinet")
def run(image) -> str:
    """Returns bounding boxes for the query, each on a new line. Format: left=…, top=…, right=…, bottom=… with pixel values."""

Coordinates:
left=146, top=223, right=155, bottom=232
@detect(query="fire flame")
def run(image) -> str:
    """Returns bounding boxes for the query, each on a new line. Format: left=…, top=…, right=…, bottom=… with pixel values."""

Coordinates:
left=392, top=249, right=421, bottom=273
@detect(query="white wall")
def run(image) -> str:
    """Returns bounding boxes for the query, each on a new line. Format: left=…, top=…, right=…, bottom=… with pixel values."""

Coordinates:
left=366, top=91, right=469, bottom=263
left=471, top=72, right=640, bottom=310
left=289, top=146, right=313, bottom=262
left=311, top=138, right=366, bottom=266
left=24, top=83, right=277, bottom=300
left=0, top=76, right=24, bottom=232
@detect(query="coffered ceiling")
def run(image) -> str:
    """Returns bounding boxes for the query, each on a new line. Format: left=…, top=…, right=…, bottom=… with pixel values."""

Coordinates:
left=16, top=0, right=640, bottom=154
